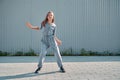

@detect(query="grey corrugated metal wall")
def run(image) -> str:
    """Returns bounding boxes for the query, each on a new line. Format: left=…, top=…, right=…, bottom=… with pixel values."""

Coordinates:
left=0, top=0, right=120, bottom=53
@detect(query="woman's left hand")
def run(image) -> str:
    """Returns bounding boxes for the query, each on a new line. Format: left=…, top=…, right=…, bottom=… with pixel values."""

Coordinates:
left=55, top=37, right=62, bottom=46
left=57, top=39, right=62, bottom=46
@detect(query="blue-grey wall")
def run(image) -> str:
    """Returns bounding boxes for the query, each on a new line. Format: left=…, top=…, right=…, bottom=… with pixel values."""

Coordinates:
left=0, top=0, right=120, bottom=53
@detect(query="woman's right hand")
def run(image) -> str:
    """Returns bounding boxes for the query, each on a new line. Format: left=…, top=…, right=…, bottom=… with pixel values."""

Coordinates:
left=26, top=22, right=33, bottom=29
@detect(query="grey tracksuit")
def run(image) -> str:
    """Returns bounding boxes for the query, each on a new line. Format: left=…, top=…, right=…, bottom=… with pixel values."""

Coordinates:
left=38, top=23, right=63, bottom=68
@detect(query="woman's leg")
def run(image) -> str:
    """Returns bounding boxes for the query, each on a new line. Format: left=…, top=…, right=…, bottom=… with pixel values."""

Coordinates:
left=51, top=44, right=65, bottom=72
left=38, top=42, right=48, bottom=68
left=35, top=42, right=48, bottom=73
left=51, top=43, right=63, bottom=68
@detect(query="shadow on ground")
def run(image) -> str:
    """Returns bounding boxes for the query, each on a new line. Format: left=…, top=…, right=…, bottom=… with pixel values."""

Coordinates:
left=0, top=71, right=59, bottom=80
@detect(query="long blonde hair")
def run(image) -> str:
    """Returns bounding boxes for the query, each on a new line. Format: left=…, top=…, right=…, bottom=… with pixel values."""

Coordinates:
left=41, top=11, right=55, bottom=27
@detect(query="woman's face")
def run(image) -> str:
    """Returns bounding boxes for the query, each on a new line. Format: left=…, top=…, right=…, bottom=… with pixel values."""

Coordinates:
left=47, top=12, right=54, bottom=21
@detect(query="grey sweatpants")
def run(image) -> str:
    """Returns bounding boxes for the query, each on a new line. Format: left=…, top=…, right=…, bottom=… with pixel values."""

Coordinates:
left=38, top=41, right=63, bottom=68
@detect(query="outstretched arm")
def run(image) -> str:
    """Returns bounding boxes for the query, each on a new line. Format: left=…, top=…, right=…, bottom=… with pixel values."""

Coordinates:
left=26, top=22, right=40, bottom=30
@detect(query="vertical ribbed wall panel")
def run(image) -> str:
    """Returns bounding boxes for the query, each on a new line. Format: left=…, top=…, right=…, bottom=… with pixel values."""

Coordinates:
left=0, top=0, right=120, bottom=53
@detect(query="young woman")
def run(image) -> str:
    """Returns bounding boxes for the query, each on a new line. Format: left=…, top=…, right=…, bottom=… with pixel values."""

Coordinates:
left=26, top=11, right=65, bottom=73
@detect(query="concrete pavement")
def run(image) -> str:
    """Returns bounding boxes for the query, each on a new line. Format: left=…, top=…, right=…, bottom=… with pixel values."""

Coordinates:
left=0, top=62, right=120, bottom=80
